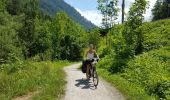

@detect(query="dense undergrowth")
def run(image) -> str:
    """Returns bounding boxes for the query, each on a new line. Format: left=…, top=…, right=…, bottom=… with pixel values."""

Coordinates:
left=97, top=19, right=170, bottom=99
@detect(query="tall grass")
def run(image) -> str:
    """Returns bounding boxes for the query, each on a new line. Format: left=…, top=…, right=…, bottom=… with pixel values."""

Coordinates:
left=97, top=66, right=156, bottom=100
left=0, top=61, right=71, bottom=100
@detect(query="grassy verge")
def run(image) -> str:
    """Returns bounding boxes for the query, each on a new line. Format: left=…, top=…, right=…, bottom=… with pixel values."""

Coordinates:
left=97, top=68, right=156, bottom=100
left=0, top=61, right=71, bottom=100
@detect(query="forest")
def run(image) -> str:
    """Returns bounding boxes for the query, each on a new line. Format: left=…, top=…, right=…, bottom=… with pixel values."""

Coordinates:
left=0, top=0, right=92, bottom=99
left=0, top=0, right=170, bottom=100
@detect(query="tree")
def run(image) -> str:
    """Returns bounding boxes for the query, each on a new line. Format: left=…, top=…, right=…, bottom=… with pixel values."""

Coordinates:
left=0, top=0, right=6, bottom=11
left=97, top=0, right=119, bottom=29
left=87, top=28, right=101, bottom=49
left=97, top=0, right=119, bottom=46
left=123, top=0, right=148, bottom=56
left=0, top=10, right=22, bottom=63
left=122, top=0, right=125, bottom=23
left=18, top=0, right=40, bottom=59
left=49, top=12, right=87, bottom=60
left=0, top=0, right=91, bottom=62
left=6, top=0, right=22, bottom=15
left=152, top=0, right=170, bottom=21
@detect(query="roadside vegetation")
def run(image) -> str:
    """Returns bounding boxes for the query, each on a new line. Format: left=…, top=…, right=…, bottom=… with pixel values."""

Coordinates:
left=0, top=61, right=71, bottom=100
left=96, top=0, right=170, bottom=99
left=97, top=15, right=170, bottom=100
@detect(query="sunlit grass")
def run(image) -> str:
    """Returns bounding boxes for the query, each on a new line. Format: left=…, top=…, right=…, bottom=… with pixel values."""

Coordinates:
left=0, top=61, right=71, bottom=100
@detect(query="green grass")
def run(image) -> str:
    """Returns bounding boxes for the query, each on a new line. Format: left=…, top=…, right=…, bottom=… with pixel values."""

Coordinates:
left=97, top=46, right=170, bottom=100
left=0, top=61, right=71, bottom=100
left=97, top=68, right=156, bottom=100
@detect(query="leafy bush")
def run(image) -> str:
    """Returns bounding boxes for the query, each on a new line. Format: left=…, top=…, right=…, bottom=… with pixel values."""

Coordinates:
left=0, top=11, right=22, bottom=64
left=138, top=19, right=170, bottom=51
left=151, top=80, right=170, bottom=99
left=122, top=49, right=170, bottom=99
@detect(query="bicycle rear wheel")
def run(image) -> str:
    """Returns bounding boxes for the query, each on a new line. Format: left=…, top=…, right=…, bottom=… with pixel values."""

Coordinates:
left=86, top=64, right=91, bottom=79
left=86, top=69, right=91, bottom=79
left=93, top=70, right=99, bottom=88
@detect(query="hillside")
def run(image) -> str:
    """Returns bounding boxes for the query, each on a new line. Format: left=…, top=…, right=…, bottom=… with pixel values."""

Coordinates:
left=40, top=0, right=96, bottom=29
left=97, top=19, right=170, bottom=99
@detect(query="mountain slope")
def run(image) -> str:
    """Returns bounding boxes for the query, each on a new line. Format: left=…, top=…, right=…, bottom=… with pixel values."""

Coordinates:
left=97, top=19, right=170, bottom=99
left=40, top=0, right=96, bottom=29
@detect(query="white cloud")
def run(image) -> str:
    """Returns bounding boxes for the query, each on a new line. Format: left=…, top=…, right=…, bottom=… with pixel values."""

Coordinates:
left=76, top=8, right=103, bottom=26
left=144, top=0, right=157, bottom=21
left=76, top=0, right=157, bottom=26
left=119, top=0, right=157, bottom=21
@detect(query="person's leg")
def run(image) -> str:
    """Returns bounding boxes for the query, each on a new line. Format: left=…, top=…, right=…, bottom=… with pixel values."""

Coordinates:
left=86, top=64, right=90, bottom=79
left=82, top=60, right=86, bottom=73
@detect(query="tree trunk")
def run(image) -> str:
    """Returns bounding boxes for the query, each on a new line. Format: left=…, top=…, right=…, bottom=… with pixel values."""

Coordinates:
left=122, top=0, right=125, bottom=23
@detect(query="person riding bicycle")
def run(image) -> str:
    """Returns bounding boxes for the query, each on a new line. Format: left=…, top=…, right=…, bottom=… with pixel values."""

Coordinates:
left=84, top=44, right=99, bottom=79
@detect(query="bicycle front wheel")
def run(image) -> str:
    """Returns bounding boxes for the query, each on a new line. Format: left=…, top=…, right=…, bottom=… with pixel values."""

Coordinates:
left=93, top=70, right=99, bottom=88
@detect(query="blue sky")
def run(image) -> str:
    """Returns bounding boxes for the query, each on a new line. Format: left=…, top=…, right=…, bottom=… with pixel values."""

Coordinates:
left=64, top=0, right=98, bottom=11
left=64, top=0, right=157, bottom=26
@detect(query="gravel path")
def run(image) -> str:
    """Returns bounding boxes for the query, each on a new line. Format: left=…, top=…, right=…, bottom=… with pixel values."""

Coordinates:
left=64, top=63, right=125, bottom=100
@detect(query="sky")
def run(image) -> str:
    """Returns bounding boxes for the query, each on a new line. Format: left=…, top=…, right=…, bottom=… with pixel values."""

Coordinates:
left=64, top=0, right=157, bottom=26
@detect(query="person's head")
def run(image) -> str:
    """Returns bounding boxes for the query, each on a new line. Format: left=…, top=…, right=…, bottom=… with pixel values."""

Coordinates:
left=89, top=44, right=93, bottom=50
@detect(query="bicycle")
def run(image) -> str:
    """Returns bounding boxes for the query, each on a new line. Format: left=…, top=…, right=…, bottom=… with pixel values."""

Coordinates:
left=86, top=58, right=99, bottom=88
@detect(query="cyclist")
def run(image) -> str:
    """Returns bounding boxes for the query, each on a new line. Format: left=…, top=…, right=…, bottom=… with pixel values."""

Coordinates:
left=85, top=44, right=99, bottom=79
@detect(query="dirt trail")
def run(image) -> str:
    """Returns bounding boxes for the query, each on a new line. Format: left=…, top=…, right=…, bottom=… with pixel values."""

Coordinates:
left=64, top=63, right=125, bottom=100
left=12, top=91, right=39, bottom=100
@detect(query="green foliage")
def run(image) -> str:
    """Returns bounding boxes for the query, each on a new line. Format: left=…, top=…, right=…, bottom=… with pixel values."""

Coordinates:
left=0, top=0, right=6, bottom=11
left=152, top=81, right=170, bottom=99
left=18, top=0, right=41, bottom=59
left=29, top=19, right=52, bottom=60
left=123, top=0, right=148, bottom=56
left=138, top=19, right=170, bottom=51
left=122, top=48, right=170, bottom=99
left=97, top=2, right=170, bottom=98
left=152, top=0, right=170, bottom=21
left=49, top=12, right=87, bottom=61
left=0, top=0, right=88, bottom=62
left=97, top=19, right=170, bottom=99
left=97, top=0, right=119, bottom=28
left=98, top=38, right=110, bottom=57
left=6, top=0, right=24, bottom=15
left=87, top=28, right=101, bottom=48
left=0, top=11, right=22, bottom=64
left=98, top=24, right=130, bottom=73
left=97, top=8, right=170, bottom=98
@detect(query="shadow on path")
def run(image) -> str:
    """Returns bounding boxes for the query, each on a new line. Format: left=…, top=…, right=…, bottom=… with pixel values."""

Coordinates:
left=75, top=79, right=95, bottom=90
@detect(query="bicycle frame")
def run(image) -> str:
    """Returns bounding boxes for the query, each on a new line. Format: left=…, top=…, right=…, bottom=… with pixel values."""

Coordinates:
left=87, top=58, right=99, bottom=88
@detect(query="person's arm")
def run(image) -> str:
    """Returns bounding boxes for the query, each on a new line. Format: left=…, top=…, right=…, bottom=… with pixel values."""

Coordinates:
left=85, top=50, right=88, bottom=59
left=94, top=50, right=99, bottom=59
left=86, top=51, right=88, bottom=57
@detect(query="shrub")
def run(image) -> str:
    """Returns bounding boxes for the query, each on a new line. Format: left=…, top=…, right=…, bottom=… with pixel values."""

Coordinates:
left=139, top=20, right=170, bottom=51
left=122, top=50, right=170, bottom=99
